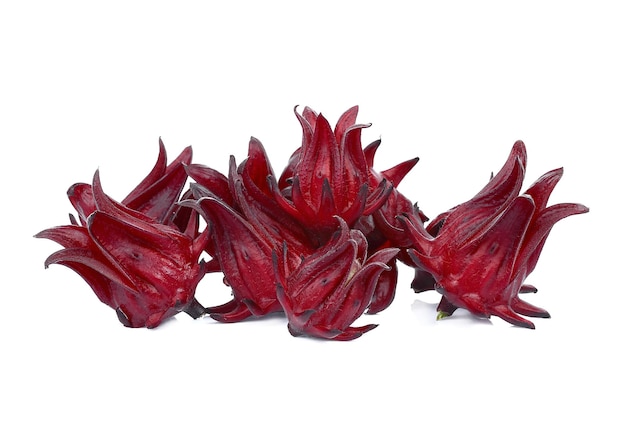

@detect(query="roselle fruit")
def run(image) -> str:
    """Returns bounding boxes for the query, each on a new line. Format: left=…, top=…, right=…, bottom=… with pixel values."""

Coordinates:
left=181, top=192, right=284, bottom=322
left=273, top=217, right=399, bottom=341
left=400, top=140, right=589, bottom=328
left=182, top=137, right=317, bottom=322
left=272, top=106, right=392, bottom=246
left=36, top=169, right=208, bottom=328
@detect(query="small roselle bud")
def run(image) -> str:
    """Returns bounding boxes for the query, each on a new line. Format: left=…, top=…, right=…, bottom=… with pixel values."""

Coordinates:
left=274, top=217, right=399, bottom=340
left=400, top=141, right=589, bottom=328
left=36, top=170, right=208, bottom=328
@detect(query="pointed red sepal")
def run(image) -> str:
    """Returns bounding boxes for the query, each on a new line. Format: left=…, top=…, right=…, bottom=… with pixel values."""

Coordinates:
left=511, top=297, right=551, bottom=318
left=192, top=196, right=283, bottom=320
left=381, top=157, right=420, bottom=187
left=122, top=141, right=193, bottom=223
left=334, top=105, right=359, bottom=144
left=67, top=183, right=96, bottom=225
left=366, top=259, right=398, bottom=315
left=185, top=163, right=234, bottom=207
left=91, top=170, right=155, bottom=224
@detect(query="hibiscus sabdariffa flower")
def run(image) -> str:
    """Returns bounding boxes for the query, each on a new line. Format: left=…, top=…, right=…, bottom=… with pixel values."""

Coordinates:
left=400, top=141, right=589, bottom=328
left=273, top=217, right=399, bottom=341
left=36, top=142, right=208, bottom=328
left=182, top=137, right=315, bottom=322
left=272, top=106, right=393, bottom=246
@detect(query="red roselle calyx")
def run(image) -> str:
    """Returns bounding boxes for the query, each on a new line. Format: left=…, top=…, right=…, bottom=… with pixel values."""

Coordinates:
left=272, top=106, right=393, bottom=246
left=35, top=143, right=208, bottom=328
left=182, top=137, right=317, bottom=322
left=181, top=192, right=285, bottom=323
left=274, top=217, right=400, bottom=341
left=400, top=140, right=589, bottom=328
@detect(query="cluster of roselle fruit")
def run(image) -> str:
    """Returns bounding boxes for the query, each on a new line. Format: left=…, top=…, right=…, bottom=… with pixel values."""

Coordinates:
left=36, top=106, right=588, bottom=340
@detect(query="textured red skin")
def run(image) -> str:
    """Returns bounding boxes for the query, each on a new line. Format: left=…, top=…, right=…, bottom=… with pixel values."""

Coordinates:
left=400, top=141, right=589, bottom=328
left=274, top=218, right=399, bottom=341
left=272, top=106, right=392, bottom=246
left=183, top=137, right=318, bottom=322
left=187, top=195, right=284, bottom=322
left=36, top=142, right=207, bottom=328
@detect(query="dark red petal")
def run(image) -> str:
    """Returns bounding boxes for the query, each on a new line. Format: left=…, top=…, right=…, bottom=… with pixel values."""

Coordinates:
left=366, top=260, right=398, bottom=314
left=301, top=106, right=318, bottom=128
left=397, top=213, right=435, bottom=262
left=92, top=170, right=155, bottom=223
left=523, top=167, right=563, bottom=213
left=476, top=140, right=527, bottom=196
left=334, top=105, right=359, bottom=144
left=35, top=225, right=91, bottom=249
left=122, top=146, right=193, bottom=223
left=298, top=113, right=339, bottom=207
left=514, top=202, right=589, bottom=279
left=185, top=164, right=234, bottom=206
left=366, top=245, right=401, bottom=266
left=245, top=137, right=277, bottom=197
left=332, top=324, right=379, bottom=341
left=511, top=297, right=550, bottom=318
left=209, top=300, right=255, bottom=323
left=122, top=138, right=168, bottom=204
left=67, top=183, right=96, bottom=225
left=194, top=196, right=280, bottom=316
left=446, top=195, right=535, bottom=303
left=294, top=106, right=314, bottom=153
left=340, top=123, right=371, bottom=200
left=362, top=179, right=394, bottom=216
left=490, top=304, right=536, bottom=329
left=380, top=157, right=420, bottom=187
left=269, top=174, right=304, bottom=221
left=278, top=147, right=302, bottom=190
left=433, top=155, right=526, bottom=252
left=363, top=139, right=382, bottom=168
left=43, top=247, right=136, bottom=295
left=372, top=190, right=417, bottom=247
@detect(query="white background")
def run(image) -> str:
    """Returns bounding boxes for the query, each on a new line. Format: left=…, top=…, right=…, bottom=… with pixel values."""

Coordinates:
left=1, top=1, right=623, bottom=433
